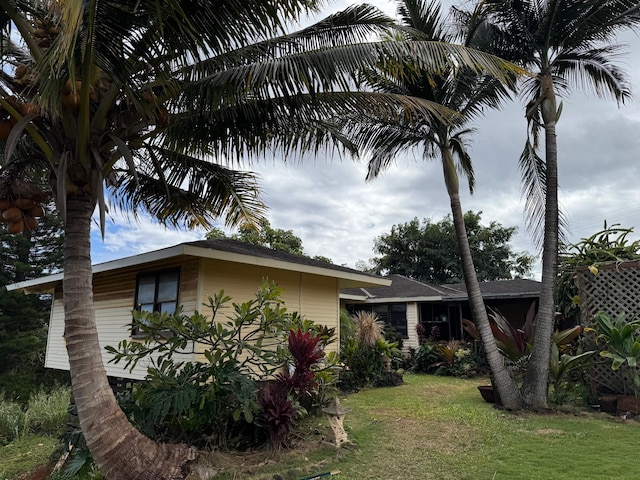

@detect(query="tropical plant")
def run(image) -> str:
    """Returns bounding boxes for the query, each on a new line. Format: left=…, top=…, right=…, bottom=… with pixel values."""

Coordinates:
left=476, top=0, right=640, bottom=410
left=339, top=311, right=401, bottom=391
left=431, top=340, right=477, bottom=377
left=464, top=304, right=592, bottom=393
left=336, top=0, right=523, bottom=409
left=258, top=328, right=328, bottom=450
left=590, top=311, right=640, bottom=396
left=352, top=310, right=385, bottom=348
left=558, top=223, right=640, bottom=326
left=548, top=343, right=594, bottom=403
left=108, top=281, right=296, bottom=447
left=0, top=0, right=524, bottom=475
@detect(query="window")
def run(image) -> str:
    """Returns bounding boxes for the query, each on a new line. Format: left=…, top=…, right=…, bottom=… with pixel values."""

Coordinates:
left=346, top=303, right=408, bottom=338
left=133, top=269, right=180, bottom=335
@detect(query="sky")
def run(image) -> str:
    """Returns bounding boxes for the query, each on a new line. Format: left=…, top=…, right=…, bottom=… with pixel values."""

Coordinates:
left=90, top=1, right=640, bottom=279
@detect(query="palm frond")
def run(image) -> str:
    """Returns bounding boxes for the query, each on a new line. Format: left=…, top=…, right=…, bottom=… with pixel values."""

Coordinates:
left=110, top=150, right=266, bottom=229
left=518, top=139, right=568, bottom=250
left=166, top=91, right=457, bottom=162
left=554, top=46, right=631, bottom=104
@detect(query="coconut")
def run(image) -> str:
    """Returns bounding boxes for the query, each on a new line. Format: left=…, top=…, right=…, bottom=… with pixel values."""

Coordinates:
left=15, top=198, right=36, bottom=210
left=61, top=92, right=80, bottom=110
left=0, top=198, right=13, bottom=210
left=2, top=206, right=22, bottom=222
left=19, top=103, right=40, bottom=117
left=15, top=65, right=28, bottom=79
left=27, top=204, right=45, bottom=217
left=8, top=219, right=24, bottom=234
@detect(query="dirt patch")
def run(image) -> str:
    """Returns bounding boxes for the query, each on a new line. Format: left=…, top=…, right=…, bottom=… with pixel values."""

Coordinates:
left=385, top=417, right=474, bottom=454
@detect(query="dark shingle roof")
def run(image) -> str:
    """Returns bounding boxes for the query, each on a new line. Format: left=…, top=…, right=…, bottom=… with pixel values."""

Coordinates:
left=185, top=238, right=382, bottom=279
left=341, top=275, right=540, bottom=301
left=442, top=278, right=541, bottom=300
left=341, top=274, right=455, bottom=299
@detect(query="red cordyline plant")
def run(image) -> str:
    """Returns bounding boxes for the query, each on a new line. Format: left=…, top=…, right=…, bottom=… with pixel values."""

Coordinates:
left=285, top=329, right=324, bottom=395
left=259, top=329, right=325, bottom=450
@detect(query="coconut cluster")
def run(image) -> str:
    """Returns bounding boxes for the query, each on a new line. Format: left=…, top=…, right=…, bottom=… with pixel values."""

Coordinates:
left=0, top=97, right=40, bottom=141
left=32, top=17, right=60, bottom=49
left=0, top=193, right=47, bottom=234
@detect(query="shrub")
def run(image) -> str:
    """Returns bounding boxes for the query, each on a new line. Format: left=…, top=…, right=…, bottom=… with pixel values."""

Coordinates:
left=0, top=398, right=24, bottom=444
left=0, top=385, right=70, bottom=445
left=24, top=387, right=70, bottom=436
left=339, top=312, right=402, bottom=391
left=411, top=342, right=440, bottom=373
left=110, top=281, right=336, bottom=450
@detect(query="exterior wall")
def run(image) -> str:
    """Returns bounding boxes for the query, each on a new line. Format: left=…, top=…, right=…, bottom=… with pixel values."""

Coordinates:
left=45, top=255, right=341, bottom=380
left=45, top=257, right=200, bottom=380
left=404, top=302, right=420, bottom=353
left=198, top=258, right=339, bottom=357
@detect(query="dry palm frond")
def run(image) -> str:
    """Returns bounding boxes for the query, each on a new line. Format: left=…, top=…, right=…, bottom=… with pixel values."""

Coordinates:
left=352, top=311, right=384, bottom=348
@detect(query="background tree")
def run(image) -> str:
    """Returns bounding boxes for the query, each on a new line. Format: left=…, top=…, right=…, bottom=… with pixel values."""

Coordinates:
left=0, top=201, right=66, bottom=400
left=477, top=0, right=640, bottom=409
left=206, top=221, right=333, bottom=262
left=233, top=219, right=304, bottom=255
left=373, top=211, right=534, bottom=284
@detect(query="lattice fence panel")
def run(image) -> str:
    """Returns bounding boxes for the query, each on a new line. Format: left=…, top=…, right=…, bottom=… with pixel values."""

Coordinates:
left=577, top=261, right=640, bottom=394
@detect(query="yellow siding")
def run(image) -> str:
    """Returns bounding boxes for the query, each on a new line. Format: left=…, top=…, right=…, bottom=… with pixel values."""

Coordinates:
left=45, top=256, right=341, bottom=380
left=45, top=257, right=200, bottom=380
left=197, top=259, right=339, bottom=359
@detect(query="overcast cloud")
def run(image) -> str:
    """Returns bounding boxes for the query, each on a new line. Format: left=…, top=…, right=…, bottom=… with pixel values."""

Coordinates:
left=91, top=1, right=640, bottom=279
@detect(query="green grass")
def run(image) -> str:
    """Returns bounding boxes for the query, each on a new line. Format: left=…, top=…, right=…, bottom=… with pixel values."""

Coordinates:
left=0, top=386, right=69, bottom=479
left=210, top=374, right=640, bottom=480
left=3, top=377, right=639, bottom=479
left=0, top=435, right=60, bottom=479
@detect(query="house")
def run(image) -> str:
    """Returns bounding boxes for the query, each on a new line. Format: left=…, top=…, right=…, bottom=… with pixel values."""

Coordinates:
left=341, top=275, right=541, bottom=352
left=8, top=239, right=391, bottom=381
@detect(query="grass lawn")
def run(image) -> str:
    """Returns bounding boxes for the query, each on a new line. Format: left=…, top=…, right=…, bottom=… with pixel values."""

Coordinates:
left=211, top=374, right=640, bottom=480
left=0, top=435, right=60, bottom=479
left=3, top=375, right=639, bottom=479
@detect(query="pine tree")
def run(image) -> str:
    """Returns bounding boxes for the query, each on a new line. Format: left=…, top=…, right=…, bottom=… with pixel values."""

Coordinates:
left=0, top=202, right=66, bottom=401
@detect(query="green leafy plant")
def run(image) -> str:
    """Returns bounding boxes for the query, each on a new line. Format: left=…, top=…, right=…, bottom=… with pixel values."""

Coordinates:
left=109, top=281, right=306, bottom=448
left=589, top=311, right=640, bottom=396
left=411, top=342, right=440, bottom=373
left=464, top=305, right=591, bottom=395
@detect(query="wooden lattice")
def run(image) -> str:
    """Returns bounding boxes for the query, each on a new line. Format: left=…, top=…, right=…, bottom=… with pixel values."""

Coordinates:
left=576, top=261, right=640, bottom=394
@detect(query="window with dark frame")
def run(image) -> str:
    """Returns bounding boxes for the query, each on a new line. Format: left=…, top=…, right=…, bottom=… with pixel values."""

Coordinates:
left=133, top=269, right=180, bottom=336
left=346, top=303, right=408, bottom=338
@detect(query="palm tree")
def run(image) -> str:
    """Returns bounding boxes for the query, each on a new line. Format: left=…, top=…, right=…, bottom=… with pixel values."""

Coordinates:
left=477, top=0, right=640, bottom=410
left=0, top=0, right=523, bottom=476
left=337, top=0, right=523, bottom=409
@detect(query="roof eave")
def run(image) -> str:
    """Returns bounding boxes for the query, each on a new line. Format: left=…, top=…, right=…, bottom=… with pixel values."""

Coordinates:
left=8, top=243, right=390, bottom=292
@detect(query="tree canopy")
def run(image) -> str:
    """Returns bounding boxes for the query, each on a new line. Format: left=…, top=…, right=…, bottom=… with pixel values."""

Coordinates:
left=0, top=202, right=66, bottom=400
left=206, top=220, right=333, bottom=262
left=372, top=211, right=534, bottom=284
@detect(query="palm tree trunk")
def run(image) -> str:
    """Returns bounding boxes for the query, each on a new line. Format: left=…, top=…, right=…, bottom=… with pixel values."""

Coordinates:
left=521, top=74, right=558, bottom=410
left=441, top=147, right=521, bottom=410
left=63, top=194, right=197, bottom=479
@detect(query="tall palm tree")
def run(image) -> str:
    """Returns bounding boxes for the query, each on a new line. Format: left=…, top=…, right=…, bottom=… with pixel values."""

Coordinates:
left=0, top=0, right=522, bottom=476
left=338, top=0, right=524, bottom=409
left=477, top=0, right=640, bottom=410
